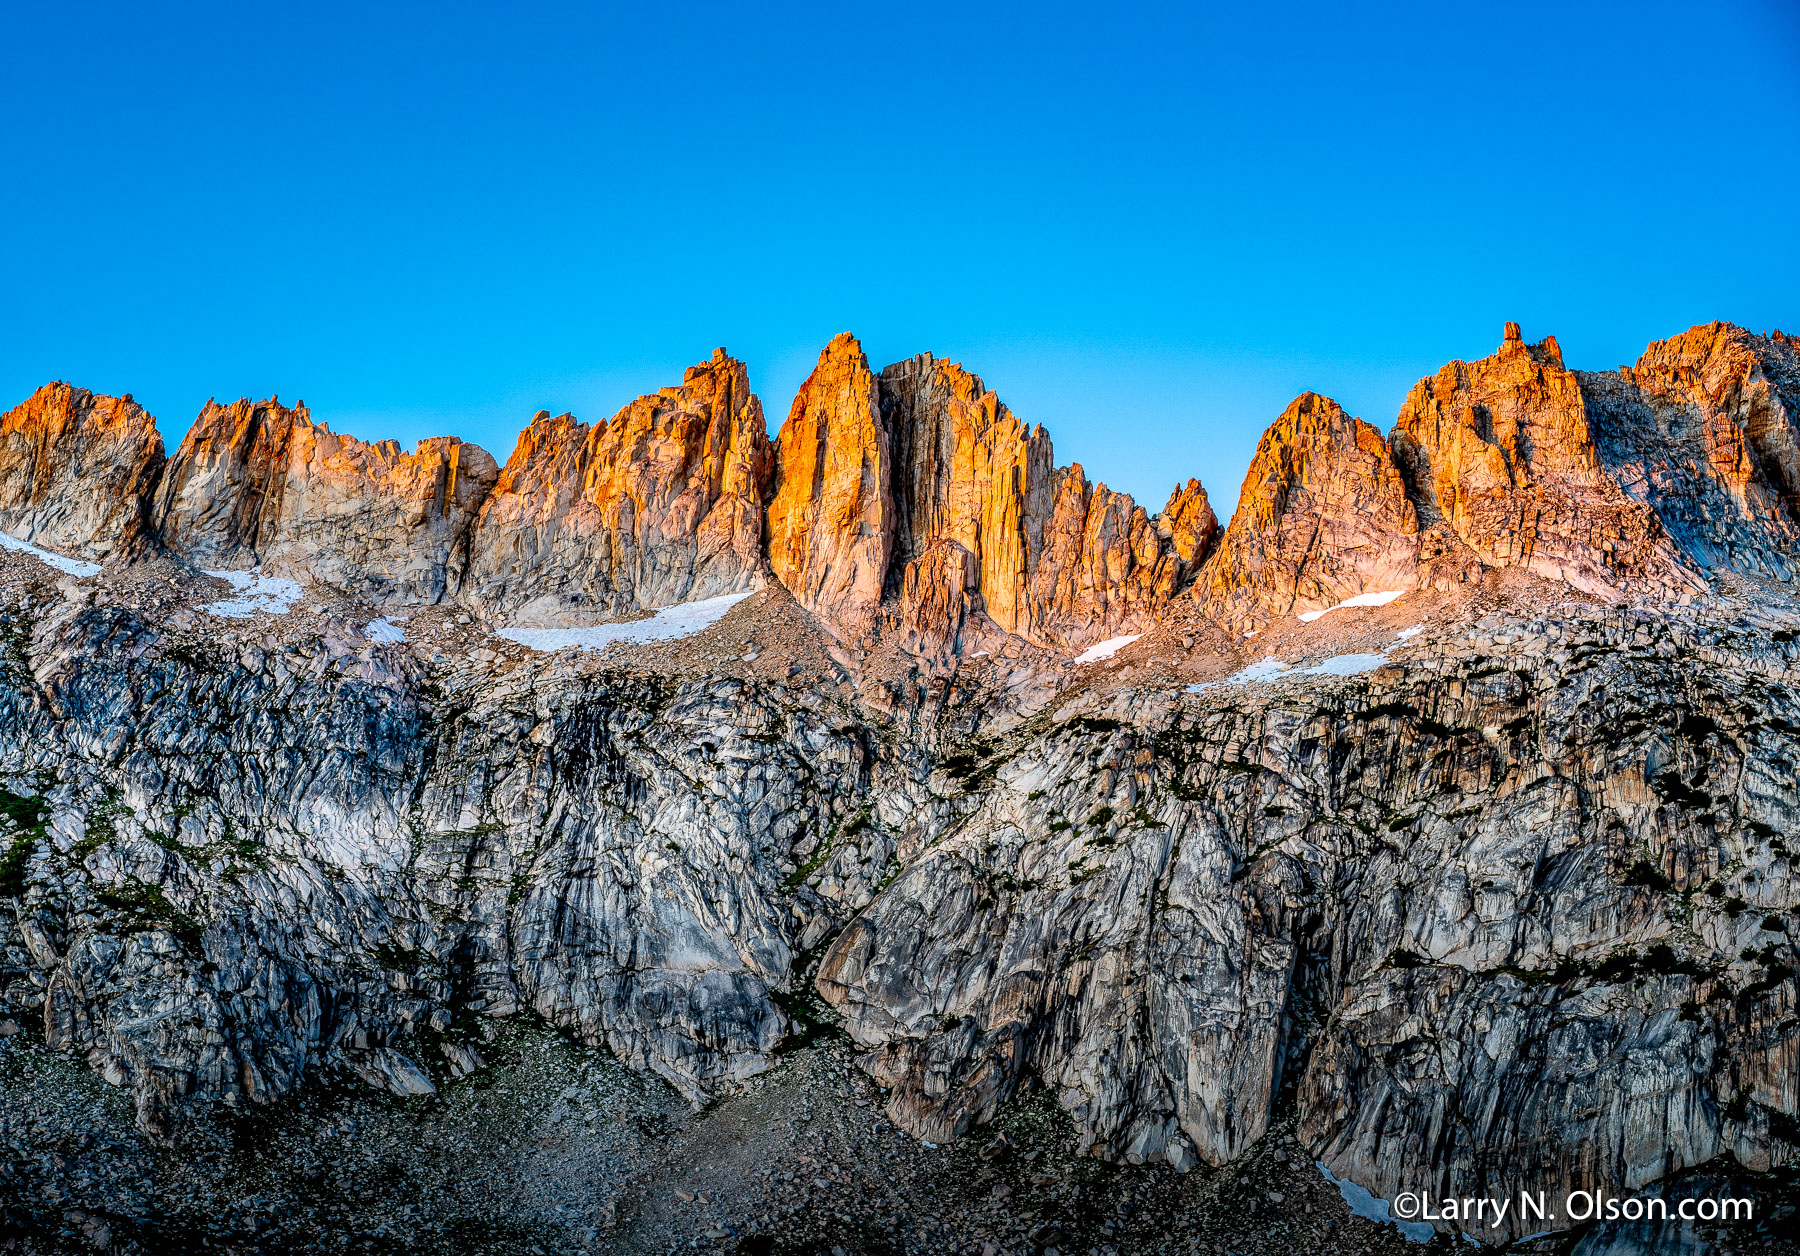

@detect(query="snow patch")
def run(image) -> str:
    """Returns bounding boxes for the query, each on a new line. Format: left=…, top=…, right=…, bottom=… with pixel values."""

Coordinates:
left=364, top=618, right=407, bottom=644
left=0, top=530, right=101, bottom=578
left=1297, top=589, right=1406, bottom=622
left=1231, top=657, right=1292, bottom=685
left=1396, top=623, right=1425, bottom=641
left=500, top=591, right=752, bottom=653
left=1303, top=652, right=1390, bottom=677
left=1074, top=634, right=1142, bottom=664
left=1185, top=652, right=1390, bottom=694
left=201, top=570, right=303, bottom=618
left=1315, top=1163, right=1435, bottom=1244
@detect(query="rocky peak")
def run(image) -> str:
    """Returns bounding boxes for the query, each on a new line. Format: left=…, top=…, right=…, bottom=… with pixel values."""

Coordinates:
left=1157, top=477, right=1219, bottom=574
left=1193, top=392, right=1421, bottom=632
left=878, top=352, right=1056, bottom=637
left=769, top=335, right=1211, bottom=653
left=1392, top=324, right=1696, bottom=599
left=767, top=333, right=894, bottom=631
left=153, top=396, right=500, bottom=604
left=1009, top=470, right=1219, bottom=648
left=9, top=320, right=1800, bottom=1254
left=1500, top=318, right=1563, bottom=366
left=1580, top=321, right=1800, bottom=581
left=151, top=396, right=308, bottom=568
left=0, top=382, right=165, bottom=561
left=459, top=350, right=772, bottom=625
left=1023, top=465, right=1184, bottom=647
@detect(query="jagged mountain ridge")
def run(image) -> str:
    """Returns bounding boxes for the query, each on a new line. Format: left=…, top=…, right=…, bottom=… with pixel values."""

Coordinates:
left=150, top=394, right=502, bottom=605
left=7, top=320, right=1798, bottom=656
left=0, top=383, right=164, bottom=562
left=1, top=319, right=1799, bottom=1247
left=0, top=334, right=1215, bottom=654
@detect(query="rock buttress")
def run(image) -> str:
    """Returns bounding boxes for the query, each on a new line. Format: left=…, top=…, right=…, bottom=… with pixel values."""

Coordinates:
left=459, top=348, right=772, bottom=625
left=0, top=383, right=165, bottom=560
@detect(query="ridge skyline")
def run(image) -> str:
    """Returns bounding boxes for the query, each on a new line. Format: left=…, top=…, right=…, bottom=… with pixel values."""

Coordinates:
left=8, top=313, right=1797, bottom=662
left=16, top=316, right=1791, bottom=526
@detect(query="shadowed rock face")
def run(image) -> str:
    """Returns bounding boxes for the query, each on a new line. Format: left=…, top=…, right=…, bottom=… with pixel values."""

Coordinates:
left=1581, top=322, right=1800, bottom=582
left=458, top=350, right=773, bottom=626
left=0, top=383, right=164, bottom=560
left=0, top=607, right=872, bottom=1133
left=1193, top=392, right=1423, bottom=633
left=152, top=397, right=501, bottom=604
left=815, top=607, right=1800, bottom=1240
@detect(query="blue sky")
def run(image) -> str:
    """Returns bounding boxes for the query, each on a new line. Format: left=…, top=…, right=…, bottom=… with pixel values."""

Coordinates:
left=4, top=1, right=1796, bottom=517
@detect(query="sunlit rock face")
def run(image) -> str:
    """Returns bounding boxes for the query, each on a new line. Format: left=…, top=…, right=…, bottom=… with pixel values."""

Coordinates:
left=459, top=348, right=773, bottom=627
left=1579, top=322, right=1800, bottom=582
left=0, top=318, right=1797, bottom=1247
left=151, top=395, right=500, bottom=604
left=767, top=333, right=894, bottom=632
left=1021, top=465, right=1195, bottom=649
left=878, top=351, right=1058, bottom=638
left=1391, top=323, right=1701, bottom=600
left=1156, top=477, right=1219, bottom=578
left=1191, top=391, right=1424, bottom=633
left=0, top=382, right=165, bottom=560
left=771, top=336, right=1214, bottom=653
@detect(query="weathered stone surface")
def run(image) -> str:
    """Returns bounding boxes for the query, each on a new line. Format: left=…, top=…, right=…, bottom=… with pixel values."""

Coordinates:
left=1023, top=467, right=1187, bottom=647
left=1193, top=392, right=1423, bottom=632
left=1581, top=321, right=1800, bottom=582
left=7, top=316, right=1800, bottom=1251
left=817, top=605, right=1800, bottom=1240
left=458, top=349, right=773, bottom=625
left=768, top=334, right=894, bottom=631
left=0, top=383, right=164, bottom=560
left=1392, top=324, right=1699, bottom=599
left=0, top=598, right=876, bottom=1131
left=772, top=339, right=1211, bottom=653
left=879, top=353, right=1057, bottom=636
left=153, top=397, right=499, bottom=603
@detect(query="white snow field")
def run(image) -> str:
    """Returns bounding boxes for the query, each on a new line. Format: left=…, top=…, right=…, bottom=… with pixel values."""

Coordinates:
left=1296, top=589, right=1406, bottom=622
left=1073, top=634, right=1142, bottom=664
left=0, top=530, right=102, bottom=578
left=500, top=591, right=752, bottom=652
left=363, top=617, right=407, bottom=643
left=201, top=570, right=305, bottom=618
left=1185, top=651, right=1391, bottom=694
left=1315, top=1162, right=1435, bottom=1244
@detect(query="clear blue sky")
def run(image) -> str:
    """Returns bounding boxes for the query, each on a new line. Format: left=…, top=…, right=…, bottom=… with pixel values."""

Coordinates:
left=4, top=2, right=1797, bottom=518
